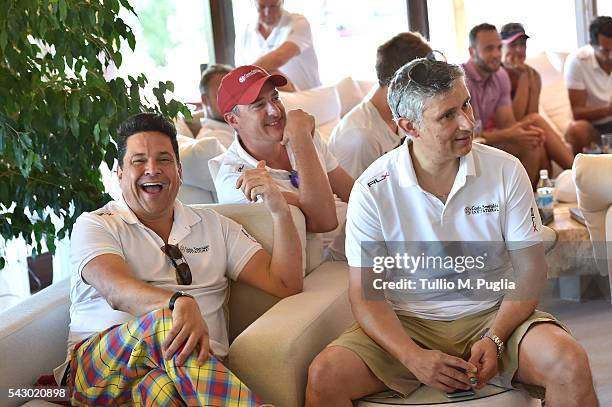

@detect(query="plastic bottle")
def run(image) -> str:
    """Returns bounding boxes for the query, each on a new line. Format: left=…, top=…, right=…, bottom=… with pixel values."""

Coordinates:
left=536, top=169, right=554, bottom=222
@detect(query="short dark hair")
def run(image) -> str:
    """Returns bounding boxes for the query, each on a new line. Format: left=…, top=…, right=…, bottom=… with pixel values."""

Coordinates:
left=199, top=64, right=233, bottom=96
left=589, top=16, right=612, bottom=46
left=469, top=23, right=497, bottom=48
left=375, top=32, right=432, bottom=87
left=117, top=112, right=179, bottom=168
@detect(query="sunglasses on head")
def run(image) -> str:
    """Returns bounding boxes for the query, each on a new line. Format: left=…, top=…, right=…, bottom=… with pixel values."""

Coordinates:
left=160, top=244, right=192, bottom=285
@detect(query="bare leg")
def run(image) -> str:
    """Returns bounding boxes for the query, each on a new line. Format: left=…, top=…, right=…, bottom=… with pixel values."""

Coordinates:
left=499, top=141, right=545, bottom=189
left=306, top=346, right=388, bottom=407
left=526, top=113, right=574, bottom=169
left=565, top=120, right=599, bottom=155
left=514, top=323, right=598, bottom=407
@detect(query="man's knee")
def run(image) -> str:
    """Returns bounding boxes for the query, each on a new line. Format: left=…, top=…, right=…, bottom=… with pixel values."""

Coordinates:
left=566, top=120, right=595, bottom=141
left=307, top=348, right=343, bottom=394
left=545, top=338, right=592, bottom=386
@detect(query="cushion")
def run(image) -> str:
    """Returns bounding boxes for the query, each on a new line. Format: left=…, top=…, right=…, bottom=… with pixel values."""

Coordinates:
left=317, top=118, right=340, bottom=144
left=335, top=77, right=365, bottom=117
left=553, top=169, right=577, bottom=203
left=177, top=134, right=226, bottom=192
left=526, top=52, right=572, bottom=134
left=280, top=86, right=341, bottom=127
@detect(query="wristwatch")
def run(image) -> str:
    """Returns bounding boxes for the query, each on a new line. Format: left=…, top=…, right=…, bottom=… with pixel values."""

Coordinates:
left=169, top=291, right=194, bottom=311
left=481, top=329, right=505, bottom=359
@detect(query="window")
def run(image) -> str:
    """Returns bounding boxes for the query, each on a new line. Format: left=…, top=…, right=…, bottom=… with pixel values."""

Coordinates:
left=428, top=0, right=579, bottom=63
left=596, top=0, right=612, bottom=19
left=232, top=0, right=409, bottom=83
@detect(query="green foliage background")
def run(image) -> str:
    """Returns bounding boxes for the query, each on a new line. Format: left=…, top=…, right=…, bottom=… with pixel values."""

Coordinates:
left=0, top=0, right=190, bottom=269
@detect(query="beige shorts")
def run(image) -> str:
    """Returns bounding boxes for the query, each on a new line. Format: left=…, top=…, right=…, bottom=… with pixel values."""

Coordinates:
left=328, top=306, right=569, bottom=399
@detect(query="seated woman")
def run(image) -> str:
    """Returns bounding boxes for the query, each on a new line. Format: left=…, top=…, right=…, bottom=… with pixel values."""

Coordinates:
left=501, top=23, right=574, bottom=172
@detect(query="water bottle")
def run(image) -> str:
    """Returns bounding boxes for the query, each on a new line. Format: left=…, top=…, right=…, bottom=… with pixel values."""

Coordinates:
left=536, top=169, right=554, bottom=221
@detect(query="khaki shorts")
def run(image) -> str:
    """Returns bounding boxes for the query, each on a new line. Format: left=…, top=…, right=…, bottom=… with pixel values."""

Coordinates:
left=328, top=306, right=570, bottom=399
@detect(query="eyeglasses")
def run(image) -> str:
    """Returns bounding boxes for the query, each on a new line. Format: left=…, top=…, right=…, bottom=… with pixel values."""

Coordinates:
left=289, top=169, right=299, bottom=188
left=160, top=244, right=192, bottom=285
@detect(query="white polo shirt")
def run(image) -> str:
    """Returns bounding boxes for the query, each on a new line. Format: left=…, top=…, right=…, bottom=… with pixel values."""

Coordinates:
left=196, top=118, right=235, bottom=149
left=235, top=10, right=321, bottom=91
left=68, top=199, right=262, bottom=359
left=346, top=141, right=542, bottom=320
left=328, top=98, right=403, bottom=179
left=564, top=45, right=612, bottom=125
left=212, top=132, right=347, bottom=259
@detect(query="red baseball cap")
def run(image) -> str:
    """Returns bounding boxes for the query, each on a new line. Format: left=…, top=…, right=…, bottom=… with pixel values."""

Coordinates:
left=217, top=65, right=287, bottom=115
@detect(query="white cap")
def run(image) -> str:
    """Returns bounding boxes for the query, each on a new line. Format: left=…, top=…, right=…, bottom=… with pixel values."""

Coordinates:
left=539, top=169, right=549, bottom=178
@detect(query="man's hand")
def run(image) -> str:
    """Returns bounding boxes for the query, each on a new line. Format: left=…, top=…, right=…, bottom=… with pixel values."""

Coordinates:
left=467, top=338, right=499, bottom=389
left=236, top=161, right=290, bottom=215
left=509, top=120, right=544, bottom=148
left=281, top=109, right=315, bottom=146
left=403, top=348, right=478, bottom=393
left=162, top=295, right=211, bottom=366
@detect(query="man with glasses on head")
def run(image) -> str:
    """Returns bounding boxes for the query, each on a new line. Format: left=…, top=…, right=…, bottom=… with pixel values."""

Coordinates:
left=235, top=0, right=321, bottom=91
left=212, top=65, right=354, bottom=260
left=464, top=23, right=573, bottom=188
left=564, top=16, right=612, bottom=154
left=59, top=112, right=303, bottom=405
left=328, top=32, right=431, bottom=179
left=305, top=59, right=597, bottom=406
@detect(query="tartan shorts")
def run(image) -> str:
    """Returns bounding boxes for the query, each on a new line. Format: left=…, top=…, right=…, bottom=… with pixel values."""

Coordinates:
left=68, top=308, right=263, bottom=406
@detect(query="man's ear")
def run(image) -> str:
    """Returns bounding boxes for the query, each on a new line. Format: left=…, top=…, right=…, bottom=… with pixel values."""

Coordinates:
left=468, top=46, right=476, bottom=59
left=224, top=110, right=239, bottom=128
left=397, top=118, right=420, bottom=138
left=116, top=163, right=123, bottom=182
left=177, top=163, right=183, bottom=183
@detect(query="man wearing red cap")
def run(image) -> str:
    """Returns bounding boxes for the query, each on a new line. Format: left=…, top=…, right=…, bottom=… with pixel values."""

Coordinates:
left=212, top=65, right=354, bottom=259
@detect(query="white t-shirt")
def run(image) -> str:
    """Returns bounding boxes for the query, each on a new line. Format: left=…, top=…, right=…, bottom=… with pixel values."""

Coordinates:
left=197, top=118, right=235, bottom=149
left=235, top=10, right=321, bottom=91
left=346, top=141, right=542, bottom=320
left=212, top=132, right=346, bottom=259
left=328, top=98, right=403, bottom=179
left=68, top=199, right=262, bottom=359
left=564, top=45, right=612, bottom=125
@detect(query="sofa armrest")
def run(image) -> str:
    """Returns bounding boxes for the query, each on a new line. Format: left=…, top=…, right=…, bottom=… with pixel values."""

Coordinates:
left=228, top=261, right=353, bottom=407
left=0, top=278, right=70, bottom=406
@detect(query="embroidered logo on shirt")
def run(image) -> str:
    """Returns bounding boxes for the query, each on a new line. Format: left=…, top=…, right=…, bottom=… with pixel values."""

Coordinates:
left=180, top=245, right=209, bottom=254
left=464, top=203, right=500, bottom=215
left=367, top=172, right=390, bottom=188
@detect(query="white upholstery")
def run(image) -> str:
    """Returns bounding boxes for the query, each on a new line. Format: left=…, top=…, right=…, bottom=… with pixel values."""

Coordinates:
left=280, top=85, right=341, bottom=128
left=0, top=203, right=352, bottom=407
left=573, top=154, right=612, bottom=298
left=177, top=134, right=226, bottom=204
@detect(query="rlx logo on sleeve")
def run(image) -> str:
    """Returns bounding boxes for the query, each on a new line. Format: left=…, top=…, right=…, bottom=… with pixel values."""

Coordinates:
left=367, top=172, right=390, bottom=188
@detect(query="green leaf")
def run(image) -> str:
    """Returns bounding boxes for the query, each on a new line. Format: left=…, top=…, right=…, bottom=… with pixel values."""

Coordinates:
left=58, top=0, right=67, bottom=21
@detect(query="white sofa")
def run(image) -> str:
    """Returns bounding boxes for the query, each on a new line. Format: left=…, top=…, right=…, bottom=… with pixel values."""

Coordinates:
left=0, top=204, right=353, bottom=407
left=573, top=153, right=612, bottom=301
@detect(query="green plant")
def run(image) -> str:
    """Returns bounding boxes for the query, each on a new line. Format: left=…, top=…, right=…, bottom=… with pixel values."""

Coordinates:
left=0, top=0, right=189, bottom=269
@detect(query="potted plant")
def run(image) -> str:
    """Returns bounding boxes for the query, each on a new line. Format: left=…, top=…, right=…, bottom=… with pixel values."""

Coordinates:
left=0, top=0, right=189, bottom=269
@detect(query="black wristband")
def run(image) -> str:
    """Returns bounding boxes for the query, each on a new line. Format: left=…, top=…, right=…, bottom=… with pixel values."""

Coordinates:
left=168, top=291, right=194, bottom=311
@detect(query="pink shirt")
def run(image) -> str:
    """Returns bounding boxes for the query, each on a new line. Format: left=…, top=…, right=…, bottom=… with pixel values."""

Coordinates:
left=462, top=61, right=512, bottom=130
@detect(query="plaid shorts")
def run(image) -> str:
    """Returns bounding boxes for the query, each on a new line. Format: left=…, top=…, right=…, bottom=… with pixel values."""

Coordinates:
left=68, top=308, right=263, bottom=406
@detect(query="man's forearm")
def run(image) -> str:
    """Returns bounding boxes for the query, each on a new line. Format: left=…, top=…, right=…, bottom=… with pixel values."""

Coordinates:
left=572, top=104, right=612, bottom=122
left=269, top=207, right=303, bottom=295
left=480, top=127, right=512, bottom=145
left=290, top=136, right=337, bottom=232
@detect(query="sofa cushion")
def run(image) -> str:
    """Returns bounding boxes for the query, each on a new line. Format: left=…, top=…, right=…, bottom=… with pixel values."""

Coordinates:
left=526, top=52, right=572, bottom=134
left=177, top=134, right=226, bottom=204
left=335, top=76, right=365, bottom=117
left=280, top=86, right=341, bottom=127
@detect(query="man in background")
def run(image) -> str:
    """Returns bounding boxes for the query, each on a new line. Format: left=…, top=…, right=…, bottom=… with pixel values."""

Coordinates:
left=234, top=0, right=320, bottom=91
left=564, top=16, right=612, bottom=154
left=464, top=23, right=572, bottom=187
left=328, top=32, right=431, bottom=178
left=196, top=64, right=234, bottom=148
